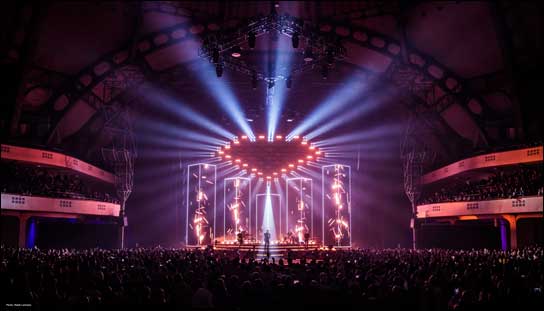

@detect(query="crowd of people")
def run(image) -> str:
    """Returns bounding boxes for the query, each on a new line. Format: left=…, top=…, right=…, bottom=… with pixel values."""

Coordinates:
left=420, top=166, right=543, bottom=204
left=0, top=163, right=119, bottom=204
left=2, top=245, right=542, bottom=309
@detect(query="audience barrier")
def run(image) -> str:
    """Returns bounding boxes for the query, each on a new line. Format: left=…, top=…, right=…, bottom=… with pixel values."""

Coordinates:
left=1, top=144, right=114, bottom=184
left=417, top=196, right=543, bottom=218
left=1, top=193, right=120, bottom=217
left=422, top=146, right=542, bottom=184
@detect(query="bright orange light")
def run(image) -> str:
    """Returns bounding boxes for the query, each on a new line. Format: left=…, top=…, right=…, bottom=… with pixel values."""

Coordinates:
left=315, top=151, right=321, bottom=155
left=309, top=146, right=315, bottom=150
left=225, top=145, right=231, bottom=149
left=225, top=155, right=231, bottom=159
left=241, top=135, right=248, bottom=139
left=234, top=141, right=240, bottom=144
left=243, top=163, right=248, bottom=167
left=251, top=168, right=257, bottom=172
left=288, top=164, right=294, bottom=168
left=281, top=168, right=287, bottom=172
left=235, top=159, right=241, bottom=163
left=258, top=135, right=265, bottom=139
left=218, top=151, right=224, bottom=155
left=257, top=172, right=263, bottom=175
left=301, top=141, right=308, bottom=145
left=293, top=135, right=300, bottom=139
left=307, top=155, right=313, bottom=159
left=273, top=172, right=278, bottom=176
left=276, top=135, right=283, bottom=139
left=298, top=159, right=304, bottom=163
left=266, top=176, right=271, bottom=179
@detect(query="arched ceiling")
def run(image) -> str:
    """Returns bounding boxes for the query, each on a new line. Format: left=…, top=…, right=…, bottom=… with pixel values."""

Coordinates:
left=3, top=1, right=525, bottom=163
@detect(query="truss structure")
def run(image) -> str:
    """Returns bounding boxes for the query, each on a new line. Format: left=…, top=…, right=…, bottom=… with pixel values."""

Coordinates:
left=198, top=9, right=347, bottom=84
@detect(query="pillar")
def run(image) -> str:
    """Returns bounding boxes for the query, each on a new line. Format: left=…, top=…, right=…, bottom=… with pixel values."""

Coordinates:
left=499, top=219, right=508, bottom=250
left=18, top=214, right=29, bottom=248
left=502, top=215, right=517, bottom=249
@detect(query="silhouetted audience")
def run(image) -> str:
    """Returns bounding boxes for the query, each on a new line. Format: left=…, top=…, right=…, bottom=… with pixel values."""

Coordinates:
left=420, top=166, right=542, bottom=204
left=2, top=245, right=542, bottom=310
left=1, top=163, right=118, bottom=204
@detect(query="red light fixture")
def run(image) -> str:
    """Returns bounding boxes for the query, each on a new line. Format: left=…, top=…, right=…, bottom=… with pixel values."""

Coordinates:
left=217, top=133, right=325, bottom=174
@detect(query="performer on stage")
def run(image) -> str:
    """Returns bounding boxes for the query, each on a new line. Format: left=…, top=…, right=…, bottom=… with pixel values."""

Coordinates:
left=264, top=229, right=271, bottom=257
left=304, top=232, right=310, bottom=249
left=237, top=231, right=244, bottom=245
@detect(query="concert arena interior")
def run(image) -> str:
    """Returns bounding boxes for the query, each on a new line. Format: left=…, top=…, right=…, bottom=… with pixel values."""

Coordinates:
left=1, top=1, right=543, bottom=309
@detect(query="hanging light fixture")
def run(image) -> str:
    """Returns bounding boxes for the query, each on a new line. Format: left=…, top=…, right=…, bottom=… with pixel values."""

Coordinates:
left=231, top=46, right=242, bottom=58
left=303, top=47, right=314, bottom=62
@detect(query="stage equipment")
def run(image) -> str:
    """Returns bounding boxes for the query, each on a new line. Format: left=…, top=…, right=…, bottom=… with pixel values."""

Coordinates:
left=186, top=163, right=217, bottom=245
left=322, top=164, right=351, bottom=247
left=215, top=135, right=323, bottom=176
left=286, top=178, right=313, bottom=243
left=255, top=182, right=282, bottom=242
left=198, top=5, right=346, bottom=87
left=223, top=177, right=251, bottom=242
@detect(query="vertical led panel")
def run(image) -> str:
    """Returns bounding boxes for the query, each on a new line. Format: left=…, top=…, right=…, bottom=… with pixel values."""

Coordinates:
left=322, top=164, right=351, bottom=247
left=186, top=163, right=217, bottom=245
left=286, top=178, right=313, bottom=243
left=223, top=177, right=251, bottom=243
left=255, top=181, right=282, bottom=242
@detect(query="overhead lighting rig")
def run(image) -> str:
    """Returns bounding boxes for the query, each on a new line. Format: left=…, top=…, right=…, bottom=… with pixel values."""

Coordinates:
left=199, top=10, right=347, bottom=86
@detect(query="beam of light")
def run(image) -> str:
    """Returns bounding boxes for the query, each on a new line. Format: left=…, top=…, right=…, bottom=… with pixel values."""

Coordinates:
left=138, top=134, right=220, bottom=152
left=304, top=93, right=384, bottom=140
left=267, top=34, right=293, bottom=141
left=217, top=166, right=239, bottom=179
left=263, top=182, right=277, bottom=241
left=138, top=120, right=229, bottom=146
left=298, top=166, right=322, bottom=181
left=313, top=123, right=401, bottom=147
left=286, top=78, right=370, bottom=140
left=138, top=149, right=213, bottom=159
left=136, top=85, right=235, bottom=140
left=189, top=62, right=255, bottom=140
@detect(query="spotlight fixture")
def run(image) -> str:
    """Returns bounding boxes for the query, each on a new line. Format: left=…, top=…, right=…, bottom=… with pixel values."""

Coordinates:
left=248, top=32, right=256, bottom=49
left=292, top=33, right=299, bottom=48
left=267, top=80, right=275, bottom=89
left=231, top=46, right=242, bottom=58
left=216, top=63, right=223, bottom=77
left=286, top=76, right=292, bottom=89
left=212, top=48, right=220, bottom=64
left=199, top=13, right=347, bottom=88
left=303, top=47, right=314, bottom=62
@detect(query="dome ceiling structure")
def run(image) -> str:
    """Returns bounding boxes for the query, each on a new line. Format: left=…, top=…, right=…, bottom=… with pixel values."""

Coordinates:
left=2, top=1, right=531, bottom=165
